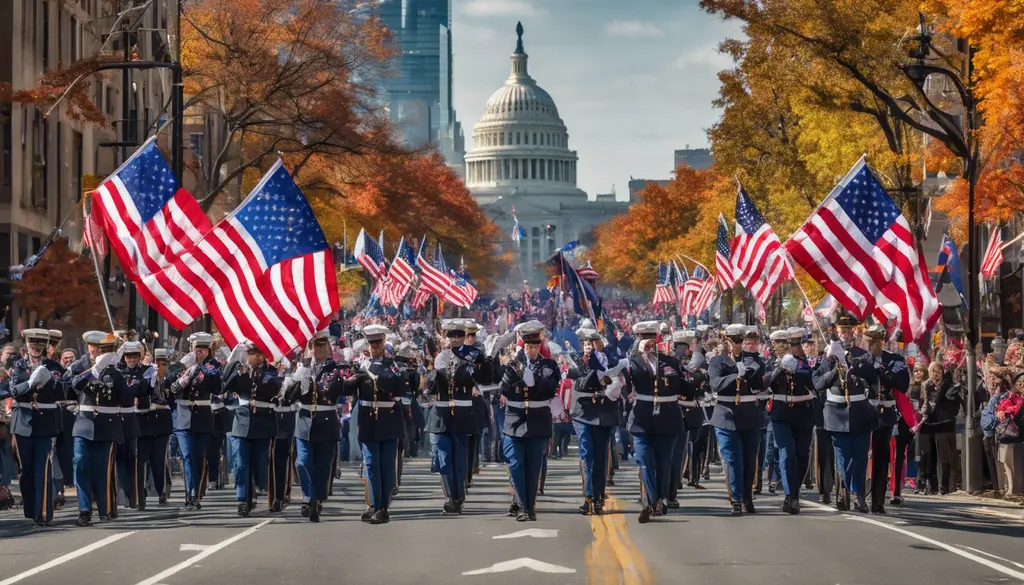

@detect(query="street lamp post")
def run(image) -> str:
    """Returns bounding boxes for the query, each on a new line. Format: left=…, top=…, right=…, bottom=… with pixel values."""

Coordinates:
left=903, top=14, right=982, bottom=492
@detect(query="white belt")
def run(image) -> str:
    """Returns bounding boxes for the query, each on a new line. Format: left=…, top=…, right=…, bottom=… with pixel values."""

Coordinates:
left=183, top=400, right=212, bottom=407
left=78, top=405, right=121, bottom=414
left=870, top=399, right=896, bottom=407
left=134, top=408, right=151, bottom=413
left=827, top=394, right=868, bottom=403
left=359, top=400, right=395, bottom=408
left=55, top=400, right=78, bottom=406
left=237, top=399, right=275, bottom=409
left=275, top=405, right=295, bottom=413
left=211, top=403, right=224, bottom=411
left=15, top=402, right=58, bottom=410
left=506, top=400, right=551, bottom=409
left=717, top=395, right=761, bottom=403
left=635, top=395, right=679, bottom=403
left=298, top=403, right=336, bottom=411
left=440, top=400, right=474, bottom=407
left=121, top=407, right=138, bottom=414
left=575, top=391, right=596, bottom=398
left=678, top=400, right=697, bottom=407
left=401, top=397, right=412, bottom=405
left=152, top=404, right=170, bottom=410
left=771, top=394, right=816, bottom=404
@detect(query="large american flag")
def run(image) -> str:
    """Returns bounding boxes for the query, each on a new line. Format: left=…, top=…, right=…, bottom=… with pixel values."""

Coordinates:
left=418, top=242, right=452, bottom=298
left=139, top=160, right=338, bottom=360
left=731, top=187, right=792, bottom=304
left=652, top=262, right=675, bottom=305
left=354, top=228, right=386, bottom=279
left=784, top=157, right=939, bottom=341
left=981, top=226, right=1004, bottom=280
left=716, top=214, right=736, bottom=290
left=91, top=138, right=212, bottom=282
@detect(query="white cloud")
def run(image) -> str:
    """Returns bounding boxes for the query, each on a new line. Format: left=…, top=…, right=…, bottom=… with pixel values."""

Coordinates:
left=673, top=46, right=733, bottom=71
left=604, top=20, right=664, bottom=37
left=464, top=0, right=543, bottom=18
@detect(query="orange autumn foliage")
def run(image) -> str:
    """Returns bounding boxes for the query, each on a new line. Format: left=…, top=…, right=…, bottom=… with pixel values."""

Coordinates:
left=0, top=56, right=114, bottom=125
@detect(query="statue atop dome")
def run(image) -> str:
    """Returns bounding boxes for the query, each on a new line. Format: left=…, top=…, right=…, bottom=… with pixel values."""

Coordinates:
left=515, top=22, right=525, bottom=54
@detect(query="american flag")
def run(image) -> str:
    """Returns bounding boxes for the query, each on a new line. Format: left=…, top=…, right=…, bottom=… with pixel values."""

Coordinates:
left=446, top=262, right=478, bottom=308
left=578, top=261, right=599, bottom=282
left=418, top=242, right=453, bottom=298
left=716, top=214, right=736, bottom=290
left=682, top=266, right=707, bottom=316
left=140, top=160, right=338, bottom=360
left=981, top=226, right=1004, bottom=280
left=410, top=287, right=431, bottom=311
left=652, top=262, right=676, bottom=305
left=354, top=228, right=386, bottom=279
left=384, top=237, right=417, bottom=305
left=673, top=261, right=689, bottom=303
left=91, top=138, right=212, bottom=282
left=692, top=278, right=718, bottom=317
left=731, top=187, right=792, bottom=304
left=784, top=157, right=939, bottom=341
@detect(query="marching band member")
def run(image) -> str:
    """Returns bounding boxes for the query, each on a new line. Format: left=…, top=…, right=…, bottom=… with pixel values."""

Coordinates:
left=463, top=321, right=491, bottom=488
left=205, top=343, right=235, bottom=495
left=571, top=326, right=624, bottom=515
left=287, top=330, right=347, bottom=523
left=117, top=341, right=152, bottom=511
left=624, top=321, right=685, bottom=523
left=765, top=328, right=816, bottom=514
left=804, top=332, right=834, bottom=504
left=681, top=330, right=711, bottom=491
left=709, top=324, right=766, bottom=516
left=9, top=328, right=63, bottom=526
left=499, top=321, right=559, bottom=521
left=346, top=324, right=406, bottom=525
left=668, top=329, right=701, bottom=505
left=69, top=331, right=126, bottom=526
left=271, top=356, right=297, bottom=513
left=170, top=332, right=221, bottom=511
left=139, top=348, right=174, bottom=508
left=395, top=341, right=422, bottom=493
left=222, top=341, right=281, bottom=517
left=48, top=329, right=75, bottom=509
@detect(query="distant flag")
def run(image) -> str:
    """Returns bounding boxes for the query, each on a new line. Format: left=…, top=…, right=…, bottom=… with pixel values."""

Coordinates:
left=731, top=186, right=792, bottom=304
left=672, top=260, right=689, bottom=302
left=83, top=206, right=108, bottom=262
left=511, top=205, right=525, bottom=245
left=692, top=277, right=718, bottom=317
left=410, top=287, right=431, bottom=311
left=385, top=237, right=417, bottom=305
left=419, top=242, right=453, bottom=298
left=652, top=262, right=676, bottom=305
left=682, top=266, right=707, bottom=317
left=577, top=261, right=599, bottom=282
left=980, top=226, right=1004, bottom=280
left=716, top=214, right=736, bottom=290
left=353, top=228, right=386, bottom=279
left=937, top=232, right=966, bottom=305
left=559, top=240, right=580, bottom=256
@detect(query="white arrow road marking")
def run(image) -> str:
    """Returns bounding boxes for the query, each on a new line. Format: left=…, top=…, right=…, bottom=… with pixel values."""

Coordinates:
left=179, top=544, right=210, bottom=552
left=134, top=520, right=273, bottom=585
left=463, top=558, right=577, bottom=575
left=492, top=529, right=559, bottom=540
left=960, top=546, right=1024, bottom=570
left=0, top=531, right=137, bottom=585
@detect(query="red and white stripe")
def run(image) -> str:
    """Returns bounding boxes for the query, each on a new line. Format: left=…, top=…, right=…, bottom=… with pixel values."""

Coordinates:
left=680, top=279, right=704, bottom=316
left=692, top=279, right=717, bottom=316
left=981, top=227, right=1004, bottom=280
left=716, top=252, right=735, bottom=290
left=731, top=220, right=792, bottom=305
left=652, top=284, right=675, bottom=305
left=418, top=254, right=451, bottom=298
left=411, top=287, right=431, bottom=311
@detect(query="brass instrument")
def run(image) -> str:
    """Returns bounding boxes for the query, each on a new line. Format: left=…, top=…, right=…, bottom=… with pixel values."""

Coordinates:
left=787, top=368, right=795, bottom=408
left=249, top=364, right=259, bottom=413
left=735, top=356, right=743, bottom=406
left=653, top=340, right=661, bottom=415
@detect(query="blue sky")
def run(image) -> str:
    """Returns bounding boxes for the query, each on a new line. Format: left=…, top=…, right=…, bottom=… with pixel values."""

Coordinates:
left=451, top=0, right=742, bottom=199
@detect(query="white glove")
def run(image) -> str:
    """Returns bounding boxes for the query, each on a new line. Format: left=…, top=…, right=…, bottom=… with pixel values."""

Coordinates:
left=780, top=354, right=798, bottom=373
left=434, top=351, right=452, bottom=372
left=735, top=361, right=748, bottom=377
left=827, top=341, right=847, bottom=368
left=290, top=365, right=312, bottom=395
left=226, top=344, right=248, bottom=369
left=604, top=376, right=623, bottom=401
left=28, top=365, right=51, bottom=389
left=143, top=365, right=157, bottom=380
left=91, top=353, right=118, bottom=378
left=522, top=365, right=535, bottom=387
left=177, top=364, right=197, bottom=388
left=179, top=352, right=196, bottom=369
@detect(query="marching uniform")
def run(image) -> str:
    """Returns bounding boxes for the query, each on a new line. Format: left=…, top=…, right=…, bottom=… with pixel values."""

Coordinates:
left=680, top=336, right=711, bottom=492
left=499, top=321, right=558, bottom=521
left=204, top=385, right=235, bottom=496
left=709, top=324, right=766, bottom=516
left=395, top=342, right=423, bottom=491
left=48, top=329, right=75, bottom=508
left=170, top=332, right=221, bottom=510
left=271, top=370, right=296, bottom=513
left=69, top=331, right=127, bottom=526
left=222, top=342, right=281, bottom=516
left=766, top=328, right=816, bottom=513
left=8, top=329, right=64, bottom=525
left=624, top=321, right=685, bottom=523
left=137, top=348, right=174, bottom=508
left=116, top=342, right=148, bottom=510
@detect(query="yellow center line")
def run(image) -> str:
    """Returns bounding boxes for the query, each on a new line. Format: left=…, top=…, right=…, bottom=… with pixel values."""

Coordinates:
left=586, top=497, right=652, bottom=585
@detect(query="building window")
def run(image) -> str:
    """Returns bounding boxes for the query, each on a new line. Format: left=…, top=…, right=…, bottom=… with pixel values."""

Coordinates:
left=554, top=160, right=560, bottom=182
left=516, top=132, right=521, bottom=145
left=532, top=132, right=537, bottom=145
left=513, top=160, right=519, bottom=180
left=539, top=158, right=545, bottom=180
left=499, top=133, right=505, bottom=146
left=70, top=16, right=78, bottom=61
left=530, top=159, right=536, bottom=179
left=547, top=225, right=556, bottom=254
left=42, top=1, right=50, bottom=70
left=504, top=159, right=510, bottom=180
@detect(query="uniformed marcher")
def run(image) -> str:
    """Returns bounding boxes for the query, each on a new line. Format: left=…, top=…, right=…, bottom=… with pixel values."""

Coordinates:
left=271, top=357, right=297, bottom=513
left=709, top=324, right=766, bottom=516
left=286, top=330, right=347, bottom=522
left=570, top=326, right=624, bottom=515
left=680, top=330, right=712, bottom=491
left=345, top=324, right=406, bottom=524
left=222, top=341, right=281, bottom=516
left=9, top=328, right=64, bottom=526
left=205, top=346, right=235, bottom=496
left=395, top=341, right=422, bottom=492
left=116, top=341, right=153, bottom=511
left=170, top=332, right=222, bottom=511
left=500, top=321, right=559, bottom=521
left=462, top=320, right=491, bottom=488
left=765, top=328, right=817, bottom=514
left=47, top=329, right=75, bottom=509
left=68, top=331, right=126, bottom=526
left=624, top=321, right=685, bottom=523
left=668, top=329, right=705, bottom=504
left=804, top=332, right=834, bottom=504
left=138, top=348, right=174, bottom=508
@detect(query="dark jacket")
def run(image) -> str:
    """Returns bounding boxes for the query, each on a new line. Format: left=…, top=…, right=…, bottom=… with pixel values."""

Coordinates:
left=223, top=361, right=281, bottom=440
left=766, top=355, right=816, bottom=429
left=624, top=353, right=686, bottom=435
left=816, top=357, right=879, bottom=434
left=344, top=357, right=406, bottom=443
left=708, top=352, right=766, bottom=431
left=9, top=358, right=65, bottom=438
left=288, top=359, right=347, bottom=443
left=499, top=351, right=558, bottom=439
left=171, top=357, right=223, bottom=434
left=70, top=357, right=127, bottom=443
left=570, top=351, right=621, bottom=428
left=139, top=372, right=174, bottom=437
left=118, top=363, right=149, bottom=440
left=426, top=350, right=487, bottom=435
left=917, top=374, right=961, bottom=434
left=848, top=347, right=909, bottom=427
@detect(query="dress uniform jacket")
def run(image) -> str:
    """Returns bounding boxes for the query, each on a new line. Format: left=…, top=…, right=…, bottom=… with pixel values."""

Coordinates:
left=398, top=368, right=422, bottom=440
left=456, top=345, right=495, bottom=385
left=289, top=359, right=347, bottom=443
left=766, top=356, right=816, bottom=429
left=499, top=351, right=558, bottom=439
left=171, top=358, right=222, bottom=434
left=9, top=358, right=65, bottom=437
left=814, top=357, right=879, bottom=434
left=139, top=374, right=174, bottom=436
left=223, top=362, right=281, bottom=440
left=69, top=357, right=127, bottom=443
left=624, top=353, right=686, bottom=435
left=118, top=364, right=148, bottom=440
left=345, top=357, right=406, bottom=443
left=426, top=351, right=485, bottom=435
left=848, top=347, right=909, bottom=427
left=570, top=352, right=620, bottom=428
left=708, top=352, right=766, bottom=431
left=680, top=353, right=709, bottom=430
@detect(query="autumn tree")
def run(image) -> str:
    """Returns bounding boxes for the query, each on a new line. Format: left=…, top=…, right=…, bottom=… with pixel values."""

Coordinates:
left=12, top=239, right=124, bottom=330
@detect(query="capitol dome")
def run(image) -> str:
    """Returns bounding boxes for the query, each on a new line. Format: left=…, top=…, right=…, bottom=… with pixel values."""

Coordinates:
left=464, top=22, right=584, bottom=204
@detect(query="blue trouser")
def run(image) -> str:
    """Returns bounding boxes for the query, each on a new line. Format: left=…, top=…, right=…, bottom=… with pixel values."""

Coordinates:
left=116, top=437, right=139, bottom=507
left=715, top=427, right=761, bottom=503
left=174, top=430, right=210, bottom=501
left=361, top=440, right=399, bottom=510
left=668, top=426, right=688, bottom=500
left=296, top=438, right=336, bottom=503
left=137, top=434, right=170, bottom=503
left=765, top=422, right=780, bottom=484
left=771, top=422, right=813, bottom=498
left=754, top=426, right=769, bottom=491
left=632, top=432, right=675, bottom=508
left=573, top=422, right=612, bottom=500
left=73, top=437, right=115, bottom=517
left=226, top=434, right=240, bottom=477
left=270, top=437, right=293, bottom=503
left=617, top=426, right=631, bottom=460
left=503, top=435, right=546, bottom=514
left=432, top=431, right=468, bottom=501
left=15, top=435, right=54, bottom=523
left=235, top=437, right=271, bottom=504
left=831, top=431, right=870, bottom=504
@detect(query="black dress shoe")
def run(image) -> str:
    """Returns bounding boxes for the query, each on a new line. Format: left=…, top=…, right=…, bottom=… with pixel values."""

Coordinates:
left=890, top=497, right=903, bottom=506
left=790, top=499, right=801, bottom=514
left=874, top=504, right=887, bottom=515
left=309, top=505, right=320, bottom=523
left=637, top=506, right=653, bottom=524
left=744, top=500, right=756, bottom=514
left=109, top=507, right=119, bottom=519
left=607, top=478, right=615, bottom=486
left=138, top=502, right=147, bottom=512
left=782, top=496, right=792, bottom=514
left=238, top=503, right=252, bottom=517
left=360, top=507, right=374, bottom=522
left=368, top=510, right=385, bottom=524
left=855, top=502, right=869, bottom=513
left=270, top=500, right=282, bottom=513
left=55, top=494, right=66, bottom=509
left=515, top=512, right=529, bottom=522
left=443, top=499, right=459, bottom=515
left=379, top=509, right=391, bottom=523
left=768, top=483, right=777, bottom=494
left=694, top=483, right=707, bottom=490
left=820, top=494, right=831, bottom=505
left=77, top=512, right=92, bottom=526
left=666, top=498, right=680, bottom=509
left=578, top=498, right=593, bottom=515
left=657, top=500, right=668, bottom=516
left=731, top=502, right=743, bottom=516
left=158, top=494, right=168, bottom=505
left=507, top=502, right=521, bottom=517
left=836, top=497, right=848, bottom=512
left=194, top=501, right=202, bottom=511
left=527, top=512, right=537, bottom=521
left=302, top=504, right=312, bottom=518
left=593, top=500, right=604, bottom=515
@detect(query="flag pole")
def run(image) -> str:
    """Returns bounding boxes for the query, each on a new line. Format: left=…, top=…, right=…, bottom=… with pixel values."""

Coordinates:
left=1000, top=228, right=1024, bottom=252
left=85, top=194, right=118, bottom=332
left=676, top=254, right=711, bottom=275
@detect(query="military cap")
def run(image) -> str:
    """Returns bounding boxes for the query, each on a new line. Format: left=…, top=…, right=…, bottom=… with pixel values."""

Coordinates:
left=696, top=324, right=710, bottom=333
left=47, top=329, right=63, bottom=343
left=396, top=341, right=421, bottom=359
left=83, top=331, right=118, bottom=348
left=632, top=321, right=661, bottom=337
left=240, top=339, right=265, bottom=353
left=515, top=320, right=546, bottom=344
left=672, top=330, right=696, bottom=344
left=22, top=328, right=50, bottom=344
left=769, top=329, right=789, bottom=342
left=786, top=327, right=807, bottom=343
left=575, top=327, right=600, bottom=341
left=864, top=324, right=887, bottom=339
left=659, top=322, right=671, bottom=335
left=724, top=324, right=746, bottom=338
left=441, top=319, right=467, bottom=337
left=187, top=332, right=214, bottom=348
left=121, top=341, right=145, bottom=355
left=462, top=320, right=481, bottom=334
left=363, top=324, right=391, bottom=342
left=154, top=348, right=169, bottom=360
left=352, top=338, right=369, bottom=353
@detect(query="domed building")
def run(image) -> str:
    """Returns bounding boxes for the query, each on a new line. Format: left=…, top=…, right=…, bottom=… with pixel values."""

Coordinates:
left=464, top=23, right=629, bottom=286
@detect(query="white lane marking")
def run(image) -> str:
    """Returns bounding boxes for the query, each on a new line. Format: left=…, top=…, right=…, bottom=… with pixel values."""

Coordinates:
left=965, top=507, right=1024, bottom=521
left=134, top=520, right=273, bottom=585
left=960, top=546, right=1024, bottom=570
left=179, top=544, right=210, bottom=552
left=803, top=501, right=1024, bottom=581
left=462, top=558, right=577, bottom=575
left=0, top=531, right=137, bottom=585
left=493, top=529, right=559, bottom=539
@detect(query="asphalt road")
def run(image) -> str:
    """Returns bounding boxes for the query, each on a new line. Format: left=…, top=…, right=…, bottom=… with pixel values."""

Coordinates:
left=3, top=449, right=1024, bottom=585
